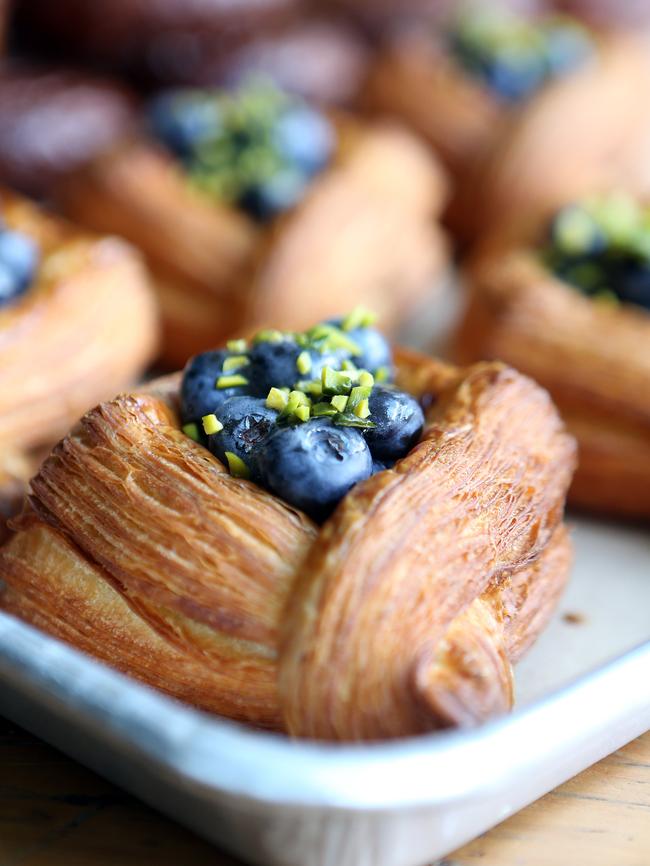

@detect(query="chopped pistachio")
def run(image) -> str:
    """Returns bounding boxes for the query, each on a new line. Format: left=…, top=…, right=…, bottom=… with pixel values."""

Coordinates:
left=296, top=379, right=323, bottom=398
left=312, top=402, right=337, bottom=416
left=296, top=351, right=312, bottom=375
left=358, top=370, right=374, bottom=387
left=266, top=387, right=289, bottom=411
left=330, top=394, right=349, bottom=413
left=307, top=323, right=361, bottom=356
left=341, top=359, right=358, bottom=372
left=222, top=354, right=249, bottom=372
left=225, top=451, right=250, bottom=479
left=216, top=374, right=249, bottom=389
left=286, top=390, right=310, bottom=413
left=333, top=412, right=376, bottom=429
left=227, top=339, right=248, bottom=353
left=294, top=405, right=311, bottom=423
left=347, top=385, right=372, bottom=415
left=253, top=328, right=285, bottom=344
left=202, top=414, right=223, bottom=435
left=375, top=366, right=390, bottom=383
left=341, top=306, right=377, bottom=331
left=182, top=422, right=200, bottom=441
left=353, top=398, right=370, bottom=419
left=321, top=366, right=354, bottom=396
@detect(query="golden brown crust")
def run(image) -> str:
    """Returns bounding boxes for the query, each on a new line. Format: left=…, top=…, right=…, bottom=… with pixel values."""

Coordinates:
left=56, top=120, right=448, bottom=368
left=0, top=191, right=159, bottom=530
left=0, top=350, right=575, bottom=738
left=457, top=249, right=650, bottom=519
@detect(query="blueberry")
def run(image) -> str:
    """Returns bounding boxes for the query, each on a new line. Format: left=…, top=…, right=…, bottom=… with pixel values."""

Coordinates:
left=207, top=396, right=278, bottom=482
left=273, top=105, right=335, bottom=178
left=239, top=167, right=310, bottom=222
left=612, top=260, right=650, bottom=310
left=147, top=91, right=221, bottom=161
left=483, top=52, right=547, bottom=102
left=364, top=386, right=424, bottom=462
left=0, top=261, right=21, bottom=306
left=544, top=24, right=592, bottom=77
left=248, top=338, right=343, bottom=394
left=328, top=320, right=393, bottom=376
left=258, top=419, right=372, bottom=520
left=180, top=350, right=251, bottom=423
left=0, top=231, right=39, bottom=294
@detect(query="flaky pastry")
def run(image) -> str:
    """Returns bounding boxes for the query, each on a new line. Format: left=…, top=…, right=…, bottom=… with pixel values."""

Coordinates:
left=0, top=191, right=159, bottom=528
left=0, top=348, right=575, bottom=740
left=56, top=118, right=448, bottom=368
left=457, top=248, right=650, bottom=519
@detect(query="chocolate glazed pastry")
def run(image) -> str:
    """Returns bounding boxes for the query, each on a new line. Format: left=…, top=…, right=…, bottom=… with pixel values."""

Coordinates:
left=0, top=190, right=159, bottom=534
left=0, top=341, right=575, bottom=740
left=56, top=83, right=448, bottom=368
left=199, top=17, right=372, bottom=106
left=456, top=195, right=650, bottom=520
left=12, top=0, right=302, bottom=87
left=0, top=66, right=136, bottom=197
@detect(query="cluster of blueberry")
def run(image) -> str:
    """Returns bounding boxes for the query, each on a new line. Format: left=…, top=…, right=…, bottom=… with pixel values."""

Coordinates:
left=0, top=226, right=40, bottom=308
left=545, top=194, right=650, bottom=311
left=449, top=9, right=592, bottom=103
left=180, top=310, right=425, bottom=520
left=147, top=80, right=335, bottom=222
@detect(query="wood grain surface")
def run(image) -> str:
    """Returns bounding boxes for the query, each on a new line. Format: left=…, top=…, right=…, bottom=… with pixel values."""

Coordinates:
left=0, top=715, right=648, bottom=866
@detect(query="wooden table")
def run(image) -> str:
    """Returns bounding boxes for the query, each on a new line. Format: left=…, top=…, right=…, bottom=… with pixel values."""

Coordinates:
left=1, top=716, right=648, bottom=866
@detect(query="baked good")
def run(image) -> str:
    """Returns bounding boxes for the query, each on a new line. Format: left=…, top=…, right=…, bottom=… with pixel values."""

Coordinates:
left=0, top=65, right=136, bottom=197
left=456, top=194, right=650, bottom=519
left=0, top=316, right=575, bottom=740
left=0, top=189, right=159, bottom=530
left=56, top=80, right=448, bottom=368
left=363, top=7, right=649, bottom=239
left=12, top=0, right=302, bottom=87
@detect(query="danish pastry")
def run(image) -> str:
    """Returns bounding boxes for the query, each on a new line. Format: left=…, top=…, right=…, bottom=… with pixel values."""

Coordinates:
left=363, top=7, right=648, bottom=239
left=56, top=80, right=448, bottom=368
left=0, top=190, right=158, bottom=529
left=0, top=316, right=575, bottom=740
left=456, top=193, right=650, bottom=519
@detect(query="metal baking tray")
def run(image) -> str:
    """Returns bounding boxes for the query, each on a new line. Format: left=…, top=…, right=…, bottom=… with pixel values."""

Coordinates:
left=0, top=514, right=648, bottom=866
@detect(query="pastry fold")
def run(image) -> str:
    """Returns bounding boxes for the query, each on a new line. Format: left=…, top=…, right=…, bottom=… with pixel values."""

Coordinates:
left=457, top=250, right=650, bottom=519
left=56, top=120, right=449, bottom=367
left=0, top=191, right=159, bottom=524
left=0, top=349, right=575, bottom=740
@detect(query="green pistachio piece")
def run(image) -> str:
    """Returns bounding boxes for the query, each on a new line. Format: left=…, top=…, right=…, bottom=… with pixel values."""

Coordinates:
left=222, top=355, right=249, bottom=372
left=341, top=306, right=377, bottom=331
left=225, top=451, right=250, bottom=479
left=332, top=412, right=376, bottom=429
left=341, top=359, right=358, bottom=372
left=227, top=339, right=248, bottom=353
left=358, top=370, right=375, bottom=388
left=330, top=394, right=349, bottom=413
left=312, top=402, right=337, bottom=417
left=307, top=324, right=362, bottom=356
left=354, top=398, right=370, bottom=419
left=374, top=366, right=390, bottom=383
left=296, top=351, right=312, bottom=375
left=202, top=414, right=223, bottom=435
left=347, top=385, right=372, bottom=415
left=266, top=387, right=289, bottom=411
left=253, top=328, right=286, bottom=344
left=182, top=422, right=200, bottom=441
left=294, top=405, right=311, bottom=423
left=554, top=206, right=600, bottom=256
left=321, top=366, right=354, bottom=396
left=216, top=374, right=249, bottom=389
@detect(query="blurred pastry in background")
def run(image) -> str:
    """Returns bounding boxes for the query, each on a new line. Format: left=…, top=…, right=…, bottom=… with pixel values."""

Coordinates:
left=362, top=5, right=645, bottom=240
left=0, top=190, right=158, bottom=532
left=53, top=79, right=448, bottom=368
left=456, top=193, right=650, bottom=520
left=0, top=65, right=136, bottom=197
left=10, top=0, right=302, bottom=88
left=556, top=0, right=650, bottom=29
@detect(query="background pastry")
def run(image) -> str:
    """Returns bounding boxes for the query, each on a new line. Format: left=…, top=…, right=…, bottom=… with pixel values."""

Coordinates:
left=0, top=190, right=159, bottom=529
left=456, top=193, right=650, bottom=519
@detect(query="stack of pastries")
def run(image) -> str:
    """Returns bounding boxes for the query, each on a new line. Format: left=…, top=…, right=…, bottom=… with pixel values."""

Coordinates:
left=0, top=0, right=645, bottom=741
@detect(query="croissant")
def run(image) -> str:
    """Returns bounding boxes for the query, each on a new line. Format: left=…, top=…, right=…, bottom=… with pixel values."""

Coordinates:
left=0, top=346, right=576, bottom=740
left=456, top=246, right=650, bottom=520
left=56, top=114, right=448, bottom=368
left=363, top=20, right=649, bottom=240
left=0, top=190, right=158, bottom=530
